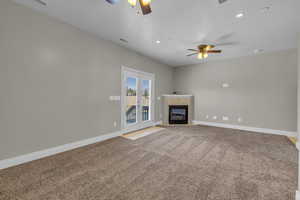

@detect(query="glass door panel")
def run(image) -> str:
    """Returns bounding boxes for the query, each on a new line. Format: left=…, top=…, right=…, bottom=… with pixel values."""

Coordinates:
left=141, top=79, right=151, bottom=121
left=122, top=67, right=154, bottom=130
left=126, top=77, right=137, bottom=125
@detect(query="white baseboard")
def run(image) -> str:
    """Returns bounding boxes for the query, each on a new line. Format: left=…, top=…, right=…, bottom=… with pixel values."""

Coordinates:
left=0, top=121, right=163, bottom=170
left=155, top=121, right=163, bottom=125
left=193, top=120, right=297, bottom=137
left=0, top=130, right=122, bottom=170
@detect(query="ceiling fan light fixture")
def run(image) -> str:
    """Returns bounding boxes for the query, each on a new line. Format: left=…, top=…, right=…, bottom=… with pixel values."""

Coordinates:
left=188, top=44, right=221, bottom=60
left=128, top=0, right=137, bottom=7
left=197, top=52, right=208, bottom=59
left=203, top=52, right=208, bottom=58
left=205, top=45, right=214, bottom=51
left=140, top=0, right=151, bottom=6
left=197, top=53, right=203, bottom=59
left=139, top=0, right=152, bottom=15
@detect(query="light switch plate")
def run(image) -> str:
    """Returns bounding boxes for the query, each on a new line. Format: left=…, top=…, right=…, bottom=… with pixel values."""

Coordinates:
left=109, top=96, right=121, bottom=101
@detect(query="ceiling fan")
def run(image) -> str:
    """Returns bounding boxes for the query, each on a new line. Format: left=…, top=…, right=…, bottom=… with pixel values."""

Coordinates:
left=105, top=0, right=152, bottom=15
left=187, top=45, right=222, bottom=59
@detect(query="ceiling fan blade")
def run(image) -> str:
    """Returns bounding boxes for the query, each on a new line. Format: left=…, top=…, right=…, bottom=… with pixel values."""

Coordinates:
left=187, top=49, right=198, bottom=52
left=105, top=0, right=120, bottom=4
left=216, top=33, right=234, bottom=42
left=139, top=0, right=152, bottom=15
left=187, top=53, right=198, bottom=56
left=215, top=42, right=238, bottom=46
left=207, top=50, right=222, bottom=53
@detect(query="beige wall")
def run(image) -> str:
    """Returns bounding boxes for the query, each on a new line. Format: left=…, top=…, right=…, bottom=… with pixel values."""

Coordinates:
left=174, top=50, right=297, bottom=132
left=0, top=0, right=173, bottom=160
left=298, top=33, right=300, bottom=138
left=297, top=33, right=300, bottom=193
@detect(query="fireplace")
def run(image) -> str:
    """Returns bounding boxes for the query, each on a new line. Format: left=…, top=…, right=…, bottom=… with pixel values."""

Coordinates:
left=169, top=105, right=188, bottom=124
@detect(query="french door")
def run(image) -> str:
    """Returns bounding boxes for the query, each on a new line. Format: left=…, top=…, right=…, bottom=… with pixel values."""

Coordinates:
left=121, top=67, right=155, bottom=131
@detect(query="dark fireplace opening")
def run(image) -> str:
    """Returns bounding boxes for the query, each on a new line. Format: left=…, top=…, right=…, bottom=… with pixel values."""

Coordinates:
left=169, top=105, right=188, bottom=124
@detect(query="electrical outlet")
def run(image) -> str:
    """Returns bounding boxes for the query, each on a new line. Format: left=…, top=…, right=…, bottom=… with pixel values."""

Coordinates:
left=206, top=115, right=209, bottom=119
left=113, top=121, right=117, bottom=127
left=213, top=116, right=217, bottom=120
left=238, top=117, right=243, bottom=123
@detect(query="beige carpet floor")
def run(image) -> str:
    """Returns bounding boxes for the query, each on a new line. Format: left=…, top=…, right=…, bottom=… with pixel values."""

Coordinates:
left=0, top=125, right=298, bottom=200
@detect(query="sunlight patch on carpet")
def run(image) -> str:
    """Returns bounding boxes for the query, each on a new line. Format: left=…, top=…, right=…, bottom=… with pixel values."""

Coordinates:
left=122, top=127, right=165, bottom=140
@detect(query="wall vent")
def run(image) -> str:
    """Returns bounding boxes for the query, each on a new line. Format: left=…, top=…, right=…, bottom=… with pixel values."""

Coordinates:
left=120, top=38, right=128, bottom=43
left=34, top=0, right=47, bottom=6
left=218, top=0, right=228, bottom=4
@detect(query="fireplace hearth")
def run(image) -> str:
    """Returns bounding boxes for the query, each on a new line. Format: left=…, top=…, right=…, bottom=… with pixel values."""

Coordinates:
left=169, top=105, right=188, bottom=124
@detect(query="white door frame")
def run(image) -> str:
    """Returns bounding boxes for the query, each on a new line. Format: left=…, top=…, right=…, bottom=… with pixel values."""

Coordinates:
left=121, top=66, right=156, bottom=132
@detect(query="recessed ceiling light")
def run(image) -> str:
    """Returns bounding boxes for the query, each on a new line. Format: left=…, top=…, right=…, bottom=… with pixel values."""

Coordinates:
left=235, top=12, right=244, bottom=18
left=156, top=40, right=161, bottom=44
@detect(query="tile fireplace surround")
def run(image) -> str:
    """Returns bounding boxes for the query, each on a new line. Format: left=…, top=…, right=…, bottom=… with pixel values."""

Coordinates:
left=162, top=95, right=194, bottom=125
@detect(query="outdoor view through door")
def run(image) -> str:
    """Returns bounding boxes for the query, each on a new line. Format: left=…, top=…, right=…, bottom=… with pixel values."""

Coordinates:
left=126, top=78, right=151, bottom=124
left=141, top=80, right=150, bottom=121
left=122, top=67, right=154, bottom=130
left=126, top=77, right=137, bottom=124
